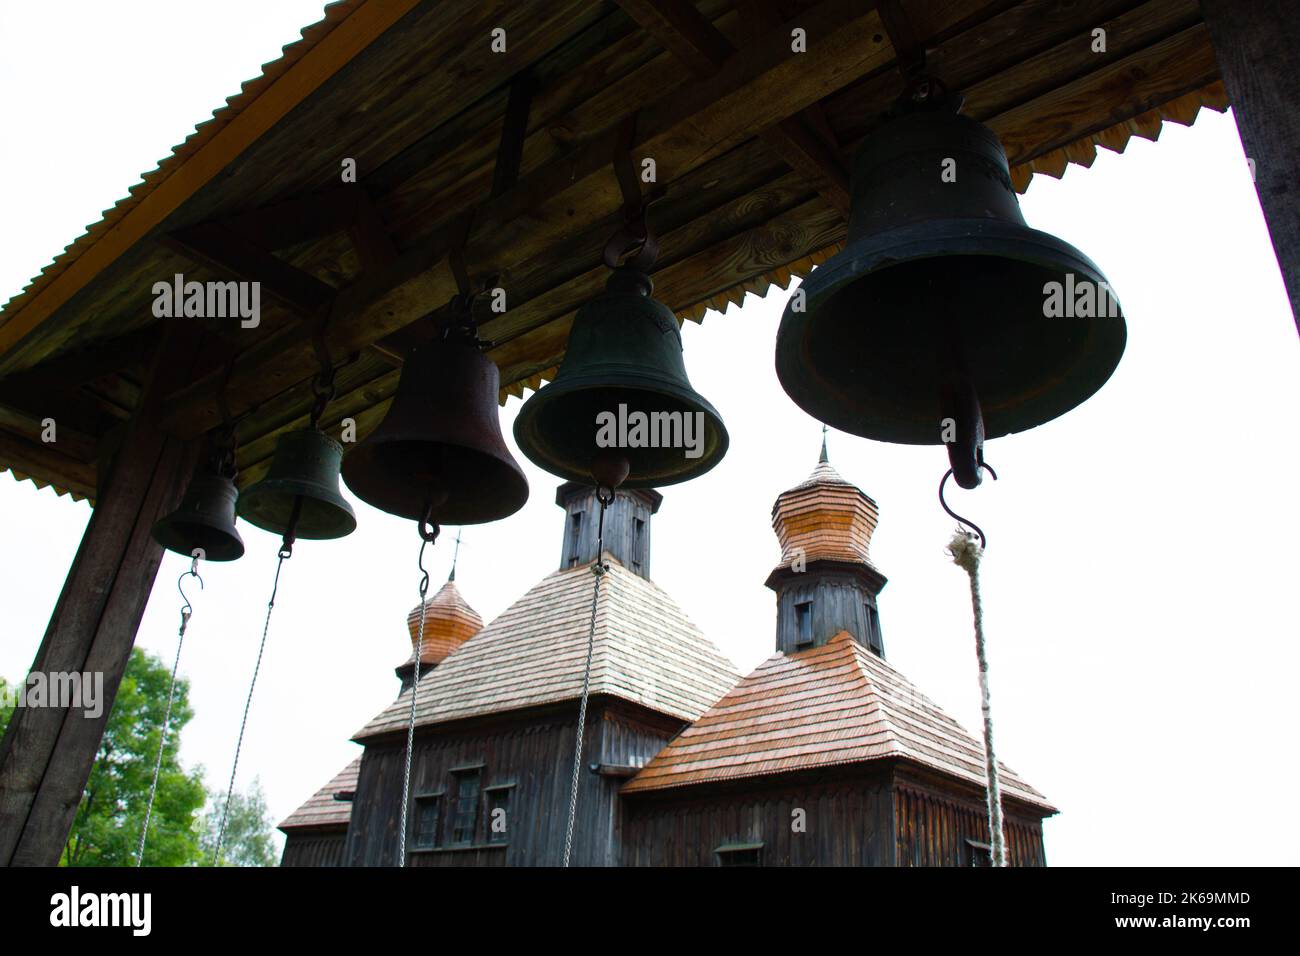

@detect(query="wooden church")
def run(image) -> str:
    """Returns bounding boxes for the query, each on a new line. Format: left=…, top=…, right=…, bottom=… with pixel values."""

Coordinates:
left=279, top=444, right=1055, bottom=866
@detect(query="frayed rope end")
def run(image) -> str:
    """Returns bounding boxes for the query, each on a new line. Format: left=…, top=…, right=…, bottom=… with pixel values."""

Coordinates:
left=947, top=529, right=982, bottom=573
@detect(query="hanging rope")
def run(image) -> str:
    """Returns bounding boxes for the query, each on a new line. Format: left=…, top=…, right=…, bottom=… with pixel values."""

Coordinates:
left=947, top=524, right=1008, bottom=868
left=137, top=558, right=202, bottom=867
left=213, top=507, right=298, bottom=866
left=397, top=510, right=439, bottom=866
left=562, top=487, right=612, bottom=867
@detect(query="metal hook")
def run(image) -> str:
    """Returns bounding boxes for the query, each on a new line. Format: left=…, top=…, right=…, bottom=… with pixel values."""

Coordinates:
left=939, top=462, right=998, bottom=550
left=177, top=564, right=204, bottom=631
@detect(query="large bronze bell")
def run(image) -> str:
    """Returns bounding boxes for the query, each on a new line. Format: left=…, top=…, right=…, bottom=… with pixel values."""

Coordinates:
left=152, top=468, right=245, bottom=562
left=341, top=337, right=529, bottom=524
left=514, top=266, right=728, bottom=489
left=775, top=104, right=1126, bottom=475
left=236, top=428, right=357, bottom=540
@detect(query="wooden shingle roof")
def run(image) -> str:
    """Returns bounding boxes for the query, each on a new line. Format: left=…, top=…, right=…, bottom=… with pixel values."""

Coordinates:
left=402, top=578, right=483, bottom=668
left=356, top=556, right=740, bottom=739
left=770, top=454, right=881, bottom=570
left=278, top=756, right=361, bottom=832
left=622, top=631, right=1053, bottom=811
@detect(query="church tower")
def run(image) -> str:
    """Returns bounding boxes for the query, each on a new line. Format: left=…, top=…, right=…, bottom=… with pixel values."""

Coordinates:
left=765, top=434, right=887, bottom=656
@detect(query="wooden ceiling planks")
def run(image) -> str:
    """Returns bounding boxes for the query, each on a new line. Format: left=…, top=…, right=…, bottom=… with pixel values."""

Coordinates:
left=0, top=0, right=1228, bottom=499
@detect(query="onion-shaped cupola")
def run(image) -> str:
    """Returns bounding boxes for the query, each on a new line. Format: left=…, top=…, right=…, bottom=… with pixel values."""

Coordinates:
left=396, top=577, right=483, bottom=690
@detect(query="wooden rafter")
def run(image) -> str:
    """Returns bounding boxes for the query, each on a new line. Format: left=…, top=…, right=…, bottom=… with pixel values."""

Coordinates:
left=161, top=223, right=336, bottom=318
left=161, top=0, right=891, bottom=439
left=617, top=0, right=852, bottom=216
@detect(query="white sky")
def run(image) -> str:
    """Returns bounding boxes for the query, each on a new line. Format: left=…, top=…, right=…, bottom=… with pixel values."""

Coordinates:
left=2, top=3, right=1297, bottom=866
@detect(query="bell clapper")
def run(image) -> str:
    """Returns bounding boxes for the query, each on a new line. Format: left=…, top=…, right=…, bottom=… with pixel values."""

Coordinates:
left=590, top=449, right=631, bottom=492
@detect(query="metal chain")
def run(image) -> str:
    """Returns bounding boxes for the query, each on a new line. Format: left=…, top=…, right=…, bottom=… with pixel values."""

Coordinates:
left=137, top=560, right=201, bottom=866
left=562, top=488, right=612, bottom=867
left=213, top=542, right=290, bottom=865
left=397, top=514, right=439, bottom=866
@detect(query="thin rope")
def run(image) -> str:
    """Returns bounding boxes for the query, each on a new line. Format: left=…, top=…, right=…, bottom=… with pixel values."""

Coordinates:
left=948, top=530, right=1008, bottom=867
left=137, top=563, right=201, bottom=866
left=397, top=529, right=435, bottom=867
left=563, top=490, right=611, bottom=867
left=213, top=547, right=288, bottom=865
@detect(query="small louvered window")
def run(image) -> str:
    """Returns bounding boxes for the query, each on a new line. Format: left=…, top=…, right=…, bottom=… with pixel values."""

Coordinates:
left=865, top=602, right=882, bottom=652
left=568, top=513, right=582, bottom=567
left=795, top=602, right=813, bottom=646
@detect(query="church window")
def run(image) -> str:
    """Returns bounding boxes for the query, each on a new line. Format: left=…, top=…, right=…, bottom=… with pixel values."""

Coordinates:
left=451, top=769, right=481, bottom=845
left=412, top=793, right=442, bottom=850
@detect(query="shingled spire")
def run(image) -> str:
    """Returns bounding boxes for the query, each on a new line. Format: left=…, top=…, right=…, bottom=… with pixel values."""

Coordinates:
left=397, top=578, right=483, bottom=690
left=765, top=435, right=887, bottom=656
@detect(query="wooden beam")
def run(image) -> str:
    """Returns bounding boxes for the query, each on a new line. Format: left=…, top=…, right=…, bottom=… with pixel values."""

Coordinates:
left=1201, top=0, right=1300, bottom=335
left=490, top=69, right=537, bottom=199
left=161, top=0, right=890, bottom=439
left=161, top=222, right=336, bottom=318
left=618, top=0, right=853, bottom=215
left=219, top=187, right=360, bottom=251
left=0, top=323, right=206, bottom=866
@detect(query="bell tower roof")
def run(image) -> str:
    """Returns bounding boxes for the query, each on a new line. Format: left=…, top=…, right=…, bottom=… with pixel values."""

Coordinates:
left=766, top=436, right=887, bottom=656
left=770, top=441, right=881, bottom=571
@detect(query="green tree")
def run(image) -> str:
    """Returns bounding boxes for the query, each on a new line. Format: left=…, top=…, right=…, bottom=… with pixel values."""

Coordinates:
left=0, top=675, right=14, bottom=737
left=63, top=647, right=207, bottom=866
left=200, top=779, right=279, bottom=866
left=0, top=671, right=14, bottom=738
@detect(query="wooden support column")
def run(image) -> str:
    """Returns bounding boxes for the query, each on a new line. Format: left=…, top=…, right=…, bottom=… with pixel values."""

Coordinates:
left=0, top=323, right=206, bottom=866
left=1201, top=0, right=1300, bottom=335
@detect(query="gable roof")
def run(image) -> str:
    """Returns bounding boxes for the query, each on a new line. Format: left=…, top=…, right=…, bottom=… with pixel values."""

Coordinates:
left=278, top=756, right=361, bottom=832
left=355, top=557, right=740, bottom=739
left=622, top=632, right=1053, bottom=811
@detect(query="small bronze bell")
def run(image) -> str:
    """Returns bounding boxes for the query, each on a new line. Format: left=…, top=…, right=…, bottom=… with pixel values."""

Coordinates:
left=341, top=337, right=529, bottom=524
left=152, top=469, right=245, bottom=562
left=514, top=266, right=728, bottom=489
left=236, top=428, right=356, bottom=540
left=775, top=102, right=1126, bottom=483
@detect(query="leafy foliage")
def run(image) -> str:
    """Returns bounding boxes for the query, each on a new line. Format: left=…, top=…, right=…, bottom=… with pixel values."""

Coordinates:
left=200, top=779, right=279, bottom=867
left=62, top=647, right=207, bottom=866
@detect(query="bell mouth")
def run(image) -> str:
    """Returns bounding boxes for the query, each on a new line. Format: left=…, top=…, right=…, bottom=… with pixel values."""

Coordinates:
left=236, top=483, right=358, bottom=540
left=777, top=218, right=1126, bottom=443
left=514, top=375, right=729, bottom=489
left=151, top=519, right=245, bottom=563
left=341, top=441, right=529, bottom=525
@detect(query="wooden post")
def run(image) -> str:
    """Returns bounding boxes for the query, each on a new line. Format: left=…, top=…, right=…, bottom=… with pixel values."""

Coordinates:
left=0, top=324, right=205, bottom=866
left=1201, top=0, right=1300, bottom=335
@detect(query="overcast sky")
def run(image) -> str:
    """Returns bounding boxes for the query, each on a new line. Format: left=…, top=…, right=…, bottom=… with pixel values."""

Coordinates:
left=2, top=2, right=1297, bottom=866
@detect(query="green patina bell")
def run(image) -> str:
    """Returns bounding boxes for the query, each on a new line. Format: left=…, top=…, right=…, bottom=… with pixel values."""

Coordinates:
left=775, top=104, right=1126, bottom=484
left=236, top=428, right=356, bottom=540
left=514, top=266, right=728, bottom=489
left=152, top=468, right=245, bottom=562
